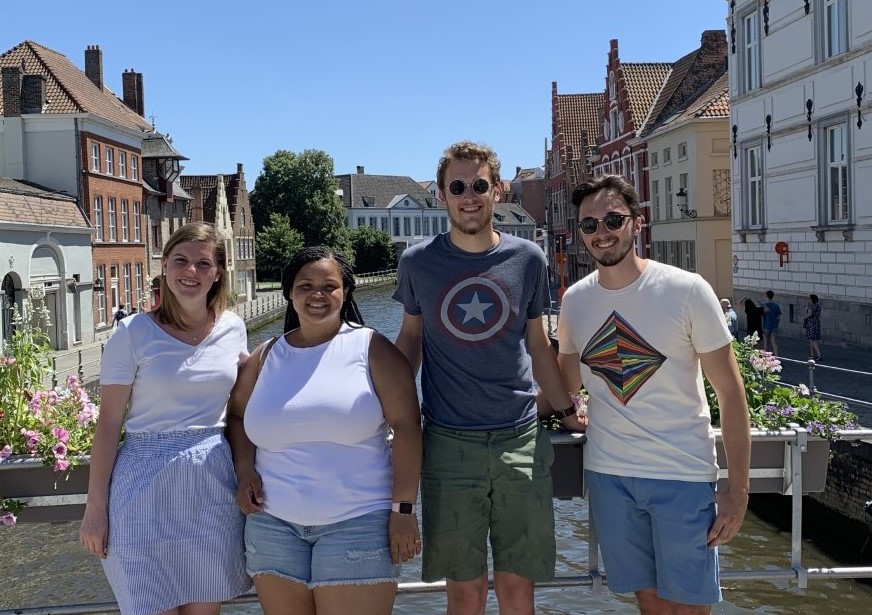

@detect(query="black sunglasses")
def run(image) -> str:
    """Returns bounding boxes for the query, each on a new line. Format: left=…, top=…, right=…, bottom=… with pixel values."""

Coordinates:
left=447, top=178, right=491, bottom=196
left=579, top=213, right=633, bottom=235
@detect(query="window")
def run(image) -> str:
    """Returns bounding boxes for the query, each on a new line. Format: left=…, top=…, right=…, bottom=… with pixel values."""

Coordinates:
left=91, top=144, right=100, bottom=171
left=678, top=142, right=688, bottom=160
left=652, top=180, right=660, bottom=221
left=745, top=145, right=764, bottom=227
left=131, top=155, right=139, bottom=181
left=414, top=217, right=421, bottom=236
left=393, top=217, right=400, bottom=236
left=679, top=173, right=688, bottom=194
left=663, top=148, right=672, bottom=165
left=826, top=123, right=849, bottom=222
left=133, top=201, right=141, bottom=241
left=119, top=152, right=127, bottom=178
left=121, top=200, right=129, bottom=241
left=423, top=217, right=430, bottom=235
left=610, top=109, right=619, bottom=139
left=124, top=264, right=132, bottom=309
left=93, top=196, right=103, bottom=241
left=96, top=265, right=106, bottom=324
left=108, top=198, right=116, bottom=241
left=135, top=263, right=143, bottom=308
left=650, top=152, right=659, bottom=168
left=381, top=217, right=388, bottom=232
left=152, top=222, right=162, bottom=251
left=664, top=177, right=673, bottom=220
left=403, top=217, right=411, bottom=236
left=368, top=216, right=377, bottom=228
left=743, top=11, right=761, bottom=91
left=825, top=0, right=847, bottom=59
left=105, top=148, right=114, bottom=176
left=441, top=217, right=448, bottom=233
left=357, top=216, right=365, bottom=227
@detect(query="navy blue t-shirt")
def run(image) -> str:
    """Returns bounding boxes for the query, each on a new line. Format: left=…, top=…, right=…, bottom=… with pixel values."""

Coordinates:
left=393, top=232, right=549, bottom=430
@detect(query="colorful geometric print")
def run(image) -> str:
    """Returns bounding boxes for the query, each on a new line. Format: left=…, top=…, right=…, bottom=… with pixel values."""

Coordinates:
left=580, top=311, right=666, bottom=405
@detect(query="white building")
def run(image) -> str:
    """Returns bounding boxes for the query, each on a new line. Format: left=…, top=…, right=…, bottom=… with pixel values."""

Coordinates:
left=728, top=0, right=872, bottom=347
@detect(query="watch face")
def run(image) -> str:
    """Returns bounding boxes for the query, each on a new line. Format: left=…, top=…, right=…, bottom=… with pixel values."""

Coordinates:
left=398, top=502, right=414, bottom=514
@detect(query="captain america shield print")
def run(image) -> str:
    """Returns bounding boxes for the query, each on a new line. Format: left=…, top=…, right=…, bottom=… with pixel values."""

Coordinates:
left=438, top=274, right=514, bottom=344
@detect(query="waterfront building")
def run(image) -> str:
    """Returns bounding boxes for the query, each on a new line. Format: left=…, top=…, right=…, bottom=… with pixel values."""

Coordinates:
left=0, top=178, right=93, bottom=349
left=492, top=201, right=537, bottom=243
left=181, top=164, right=257, bottom=302
left=728, top=0, right=872, bottom=347
left=337, top=166, right=447, bottom=254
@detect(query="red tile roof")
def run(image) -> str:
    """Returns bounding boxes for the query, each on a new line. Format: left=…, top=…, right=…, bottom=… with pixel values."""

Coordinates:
left=619, top=62, right=672, bottom=131
left=669, top=73, right=730, bottom=125
left=0, top=40, right=152, bottom=132
left=556, top=92, right=605, bottom=160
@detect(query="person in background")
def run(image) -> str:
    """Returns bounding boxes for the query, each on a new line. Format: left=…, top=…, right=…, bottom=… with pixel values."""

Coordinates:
left=80, top=222, right=251, bottom=615
left=393, top=141, right=585, bottom=615
left=112, top=304, right=127, bottom=326
left=742, top=298, right=763, bottom=346
left=227, top=246, right=422, bottom=615
left=557, top=174, right=751, bottom=615
left=761, top=290, right=782, bottom=355
left=721, top=299, right=739, bottom=338
left=803, top=293, right=822, bottom=362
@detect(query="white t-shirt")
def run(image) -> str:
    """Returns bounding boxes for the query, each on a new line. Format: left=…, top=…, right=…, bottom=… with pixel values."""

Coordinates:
left=100, top=311, right=248, bottom=432
left=557, top=260, right=733, bottom=482
left=244, top=325, right=393, bottom=526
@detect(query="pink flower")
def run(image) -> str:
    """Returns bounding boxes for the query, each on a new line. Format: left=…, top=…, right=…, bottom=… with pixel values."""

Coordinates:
left=4, top=356, right=15, bottom=366
left=54, top=458, right=70, bottom=472
left=51, top=427, right=70, bottom=443
left=0, top=444, right=10, bottom=460
left=2, top=512, right=16, bottom=526
left=53, top=442, right=68, bottom=458
left=66, top=375, right=79, bottom=387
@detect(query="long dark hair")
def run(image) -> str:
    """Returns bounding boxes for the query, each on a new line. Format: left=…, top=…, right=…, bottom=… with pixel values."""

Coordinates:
left=281, top=246, right=364, bottom=332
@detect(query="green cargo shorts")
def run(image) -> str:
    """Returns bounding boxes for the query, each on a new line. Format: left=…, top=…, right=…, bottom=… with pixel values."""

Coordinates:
left=420, top=419, right=556, bottom=583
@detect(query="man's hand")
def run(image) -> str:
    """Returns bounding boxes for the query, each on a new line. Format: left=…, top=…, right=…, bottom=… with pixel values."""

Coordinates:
left=708, top=488, right=749, bottom=547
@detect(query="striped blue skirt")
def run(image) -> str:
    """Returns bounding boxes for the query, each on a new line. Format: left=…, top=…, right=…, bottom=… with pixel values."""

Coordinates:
left=102, top=428, right=251, bottom=614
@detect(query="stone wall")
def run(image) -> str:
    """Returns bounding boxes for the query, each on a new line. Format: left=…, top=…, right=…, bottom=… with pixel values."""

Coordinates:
left=809, top=440, right=872, bottom=530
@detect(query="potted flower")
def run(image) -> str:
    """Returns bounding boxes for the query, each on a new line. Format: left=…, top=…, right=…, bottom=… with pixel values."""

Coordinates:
left=0, top=300, right=99, bottom=525
left=706, top=333, right=859, bottom=494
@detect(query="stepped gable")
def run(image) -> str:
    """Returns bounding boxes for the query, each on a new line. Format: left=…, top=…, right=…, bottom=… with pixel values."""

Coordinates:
left=0, top=177, right=89, bottom=227
left=0, top=40, right=151, bottom=131
left=556, top=91, right=605, bottom=161
left=337, top=173, right=441, bottom=208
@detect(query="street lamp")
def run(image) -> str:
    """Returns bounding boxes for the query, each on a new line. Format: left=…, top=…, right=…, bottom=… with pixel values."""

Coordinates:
left=676, top=188, right=697, bottom=218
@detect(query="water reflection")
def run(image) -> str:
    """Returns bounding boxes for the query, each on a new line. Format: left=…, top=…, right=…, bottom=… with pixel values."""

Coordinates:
left=2, top=285, right=870, bottom=614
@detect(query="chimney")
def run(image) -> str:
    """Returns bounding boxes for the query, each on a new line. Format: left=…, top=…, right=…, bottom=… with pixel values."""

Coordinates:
left=21, top=74, right=47, bottom=114
left=1, top=66, right=22, bottom=117
left=122, top=69, right=144, bottom=116
left=516, top=166, right=521, bottom=177
left=237, top=162, right=244, bottom=175
left=85, top=45, right=103, bottom=90
left=356, top=165, right=365, bottom=174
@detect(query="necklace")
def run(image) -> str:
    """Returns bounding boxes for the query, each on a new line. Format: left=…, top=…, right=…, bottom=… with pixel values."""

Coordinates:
left=188, top=312, right=214, bottom=342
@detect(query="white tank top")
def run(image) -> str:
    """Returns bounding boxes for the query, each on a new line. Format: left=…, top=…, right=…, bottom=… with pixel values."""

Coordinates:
left=244, top=324, right=393, bottom=525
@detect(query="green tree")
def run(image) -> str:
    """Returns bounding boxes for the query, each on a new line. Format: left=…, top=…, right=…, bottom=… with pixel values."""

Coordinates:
left=255, top=212, right=305, bottom=280
left=348, top=226, right=396, bottom=273
left=250, top=149, right=349, bottom=251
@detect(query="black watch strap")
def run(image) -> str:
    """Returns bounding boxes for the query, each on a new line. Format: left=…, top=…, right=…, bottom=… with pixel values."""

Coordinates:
left=552, top=405, right=576, bottom=419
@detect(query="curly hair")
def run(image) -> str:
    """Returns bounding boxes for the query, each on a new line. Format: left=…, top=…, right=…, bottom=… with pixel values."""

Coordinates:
left=436, top=141, right=501, bottom=191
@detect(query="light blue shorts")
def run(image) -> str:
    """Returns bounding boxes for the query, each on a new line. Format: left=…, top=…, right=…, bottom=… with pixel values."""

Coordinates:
left=244, top=508, right=399, bottom=588
left=585, top=471, right=721, bottom=605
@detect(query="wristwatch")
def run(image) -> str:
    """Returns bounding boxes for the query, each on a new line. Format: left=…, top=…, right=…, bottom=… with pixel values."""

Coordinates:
left=551, top=404, right=577, bottom=420
left=391, top=501, right=416, bottom=514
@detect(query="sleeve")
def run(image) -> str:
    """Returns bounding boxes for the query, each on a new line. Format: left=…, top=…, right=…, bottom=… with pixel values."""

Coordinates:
left=526, top=247, right=550, bottom=319
left=99, top=321, right=138, bottom=385
left=688, top=277, right=734, bottom=354
left=236, top=316, right=249, bottom=366
left=391, top=253, right=421, bottom=316
left=555, top=290, right=580, bottom=354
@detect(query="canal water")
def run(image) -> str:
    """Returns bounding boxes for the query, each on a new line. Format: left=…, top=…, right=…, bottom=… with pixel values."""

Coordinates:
left=2, top=285, right=871, bottom=614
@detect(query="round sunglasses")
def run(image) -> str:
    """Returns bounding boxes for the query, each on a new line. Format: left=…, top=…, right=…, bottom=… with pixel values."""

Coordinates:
left=447, top=178, right=491, bottom=196
left=578, top=212, right=633, bottom=235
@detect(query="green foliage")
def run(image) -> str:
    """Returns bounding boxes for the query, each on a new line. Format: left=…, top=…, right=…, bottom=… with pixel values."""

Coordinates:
left=250, top=149, right=349, bottom=250
left=705, top=333, right=859, bottom=440
left=255, top=213, right=305, bottom=280
left=348, top=226, right=397, bottom=273
left=1, top=298, right=99, bottom=525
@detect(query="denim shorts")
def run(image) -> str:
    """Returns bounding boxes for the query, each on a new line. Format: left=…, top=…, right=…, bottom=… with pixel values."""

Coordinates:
left=585, top=471, right=721, bottom=605
left=244, top=508, right=399, bottom=588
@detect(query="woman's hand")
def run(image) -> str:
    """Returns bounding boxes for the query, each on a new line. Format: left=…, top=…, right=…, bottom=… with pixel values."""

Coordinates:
left=235, top=470, right=264, bottom=514
left=389, top=511, right=421, bottom=564
left=79, top=504, right=109, bottom=559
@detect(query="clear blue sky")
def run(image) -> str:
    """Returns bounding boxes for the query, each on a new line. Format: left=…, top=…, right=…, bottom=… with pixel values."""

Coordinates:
left=2, top=1, right=728, bottom=184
